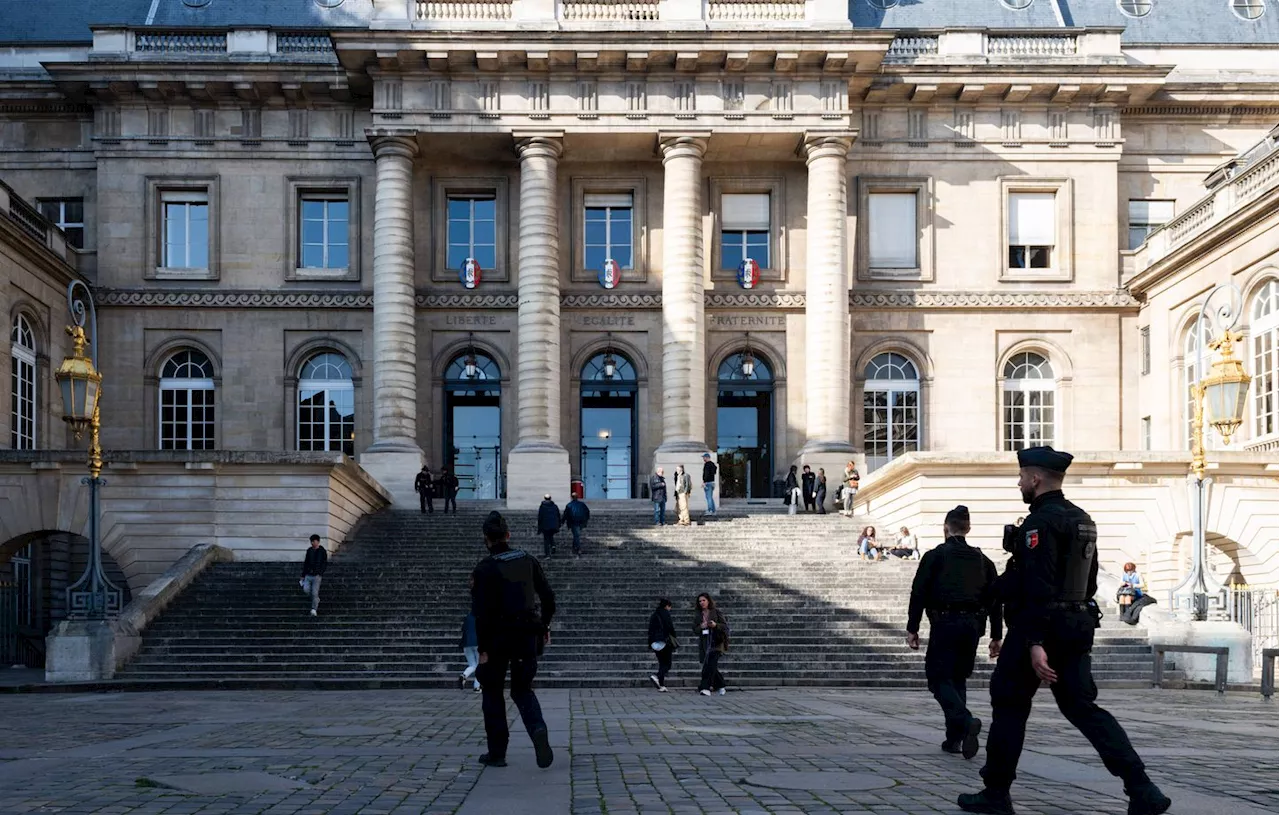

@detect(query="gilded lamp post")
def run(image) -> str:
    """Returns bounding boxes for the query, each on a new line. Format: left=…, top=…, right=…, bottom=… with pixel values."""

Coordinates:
left=53, top=280, right=122, bottom=619
left=1172, top=283, right=1253, bottom=621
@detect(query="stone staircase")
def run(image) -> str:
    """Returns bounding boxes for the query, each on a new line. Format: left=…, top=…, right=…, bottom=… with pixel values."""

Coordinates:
left=119, top=508, right=1156, bottom=688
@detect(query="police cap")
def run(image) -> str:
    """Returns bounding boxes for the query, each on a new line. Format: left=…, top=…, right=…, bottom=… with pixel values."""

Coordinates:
left=1016, top=445, right=1074, bottom=474
left=945, top=505, right=970, bottom=526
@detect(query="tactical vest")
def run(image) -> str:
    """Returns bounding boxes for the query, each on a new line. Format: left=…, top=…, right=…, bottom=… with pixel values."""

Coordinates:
left=1041, top=502, right=1097, bottom=602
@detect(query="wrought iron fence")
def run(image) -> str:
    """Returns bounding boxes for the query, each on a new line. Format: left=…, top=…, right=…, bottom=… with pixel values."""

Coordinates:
left=1228, top=585, right=1280, bottom=671
left=0, top=580, right=43, bottom=669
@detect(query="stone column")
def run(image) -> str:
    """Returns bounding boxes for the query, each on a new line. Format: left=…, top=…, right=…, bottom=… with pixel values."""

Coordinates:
left=506, top=135, right=570, bottom=509
left=798, top=134, right=856, bottom=507
left=653, top=135, right=716, bottom=510
left=358, top=134, right=423, bottom=506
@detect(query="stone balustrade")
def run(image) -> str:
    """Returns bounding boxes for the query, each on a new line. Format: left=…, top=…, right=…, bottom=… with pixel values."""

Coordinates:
left=707, top=0, right=806, bottom=22
left=562, top=0, right=660, bottom=21
left=987, top=34, right=1077, bottom=57
left=135, top=31, right=227, bottom=53
left=884, top=30, right=1119, bottom=63
left=415, top=0, right=514, bottom=20
left=0, top=179, right=73, bottom=264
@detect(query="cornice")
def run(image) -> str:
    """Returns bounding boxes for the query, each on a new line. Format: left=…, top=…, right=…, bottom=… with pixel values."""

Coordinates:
left=851, top=291, right=1140, bottom=309
left=562, top=294, right=661, bottom=308
left=706, top=293, right=806, bottom=308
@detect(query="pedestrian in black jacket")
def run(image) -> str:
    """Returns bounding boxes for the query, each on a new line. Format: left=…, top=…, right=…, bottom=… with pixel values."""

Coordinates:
left=562, top=497, right=590, bottom=557
left=647, top=598, right=678, bottom=691
left=414, top=465, right=435, bottom=514
left=801, top=465, right=817, bottom=512
left=441, top=467, right=460, bottom=513
left=472, top=511, right=556, bottom=769
left=906, top=506, right=1000, bottom=760
left=300, top=534, right=327, bottom=617
left=649, top=469, right=667, bottom=525
left=536, top=494, right=561, bottom=558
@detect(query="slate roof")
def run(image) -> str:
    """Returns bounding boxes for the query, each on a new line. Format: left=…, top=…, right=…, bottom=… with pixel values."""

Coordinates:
left=0, top=0, right=1274, bottom=45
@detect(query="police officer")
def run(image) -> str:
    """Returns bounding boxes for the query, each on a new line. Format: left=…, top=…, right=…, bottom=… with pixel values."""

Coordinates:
left=905, top=505, right=1001, bottom=760
left=959, top=447, right=1170, bottom=815
left=471, top=511, right=556, bottom=769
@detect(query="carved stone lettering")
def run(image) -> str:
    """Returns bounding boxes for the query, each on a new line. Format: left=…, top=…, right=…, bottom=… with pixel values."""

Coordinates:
left=445, top=314, right=499, bottom=326
left=572, top=314, right=638, bottom=327
left=709, top=314, right=787, bottom=329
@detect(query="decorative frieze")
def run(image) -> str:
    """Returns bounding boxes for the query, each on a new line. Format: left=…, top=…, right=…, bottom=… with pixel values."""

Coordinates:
left=850, top=291, right=1140, bottom=308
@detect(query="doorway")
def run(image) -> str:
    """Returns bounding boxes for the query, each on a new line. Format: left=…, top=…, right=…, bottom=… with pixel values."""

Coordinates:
left=443, top=351, right=502, bottom=500
left=716, top=351, right=774, bottom=499
left=580, top=351, right=637, bottom=499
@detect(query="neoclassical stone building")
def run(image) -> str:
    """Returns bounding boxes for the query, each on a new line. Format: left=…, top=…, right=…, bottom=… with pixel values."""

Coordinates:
left=0, top=1, right=1277, bottom=598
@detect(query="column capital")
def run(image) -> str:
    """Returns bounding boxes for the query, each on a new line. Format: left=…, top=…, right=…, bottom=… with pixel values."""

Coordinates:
left=514, top=134, right=564, bottom=161
left=658, top=133, right=709, bottom=163
left=369, top=133, right=419, bottom=160
left=803, top=132, right=855, bottom=164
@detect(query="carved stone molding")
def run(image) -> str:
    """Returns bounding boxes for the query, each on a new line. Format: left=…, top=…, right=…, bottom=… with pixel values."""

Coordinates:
left=851, top=290, right=1140, bottom=308
left=706, top=293, right=807, bottom=308
left=95, top=289, right=373, bottom=308
left=419, top=294, right=518, bottom=309
left=562, top=294, right=662, bottom=309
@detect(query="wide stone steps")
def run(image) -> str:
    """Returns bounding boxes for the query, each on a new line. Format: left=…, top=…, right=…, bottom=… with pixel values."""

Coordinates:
left=120, top=508, right=1156, bottom=687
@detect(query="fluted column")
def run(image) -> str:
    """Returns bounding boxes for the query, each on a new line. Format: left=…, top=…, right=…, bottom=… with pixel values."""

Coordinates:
left=359, top=134, right=423, bottom=507
left=506, top=135, right=570, bottom=508
left=656, top=135, right=709, bottom=454
left=800, top=134, right=857, bottom=461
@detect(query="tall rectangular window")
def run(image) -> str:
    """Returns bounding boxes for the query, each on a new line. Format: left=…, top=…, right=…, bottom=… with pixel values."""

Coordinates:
left=1008, top=192, right=1055, bottom=269
left=446, top=195, right=497, bottom=271
left=868, top=192, right=918, bottom=269
left=1141, top=416, right=1152, bottom=451
left=1140, top=326, right=1151, bottom=375
left=299, top=194, right=350, bottom=269
left=37, top=198, right=84, bottom=249
left=1128, top=200, right=1175, bottom=250
left=161, top=190, right=209, bottom=269
left=583, top=193, right=633, bottom=271
left=720, top=192, right=770, bottom=271
left=159, top=387, right=216, bottom=450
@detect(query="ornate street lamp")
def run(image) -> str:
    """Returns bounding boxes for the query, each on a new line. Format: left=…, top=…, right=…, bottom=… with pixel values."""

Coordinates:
left=741, top=333, right=755, bottom=378
left=602, top=333, right=617, bottom=379
left=1174, top=283, right=1252, bottom=621
left=52, top=281, right=122, bottom=619
left=463, top=333, right=479, bottom=379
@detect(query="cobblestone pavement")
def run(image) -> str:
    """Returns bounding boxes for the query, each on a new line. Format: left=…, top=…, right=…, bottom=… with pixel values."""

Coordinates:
left=0, top=687, right=1273, bottom=814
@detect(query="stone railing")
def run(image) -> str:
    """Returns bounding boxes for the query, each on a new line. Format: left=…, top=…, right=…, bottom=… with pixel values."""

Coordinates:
left=415, top=0, right=513, bottom=20
left=0, top=179, right=74, bottom=264
left=884, top=35, right=939, bottom=61
left=987, top=34, right=1077, bottom=57
left=707, top=0, right=806, bottom=22
left=135, top=31, right=227, bottom=54
left=1243, top=435, right=1280, bottom=453
left=276, top=33, right=332, bottom=54
left=1133, top=127, right=1279, bottom=273
left=562, top=0, right=660, bottom=20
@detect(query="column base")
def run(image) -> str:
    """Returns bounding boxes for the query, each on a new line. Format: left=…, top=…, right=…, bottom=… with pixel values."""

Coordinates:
left=506, top=446, right=571, bottom=510
left=359, top=447, right=425, bottom=508
left=45, top=619, right=138, bottom=682
left=795, top=448, right=862, bottom=514
left=653, top=447, right=717, bottom=514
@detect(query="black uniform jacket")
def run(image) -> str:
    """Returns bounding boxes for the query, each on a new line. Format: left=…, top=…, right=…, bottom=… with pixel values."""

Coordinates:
left=471, top=546, right=556, bottom=656
left=302, top=546, right=327, bottom=577
left=906, top=536, right=1001, bottom=639
left=1007, top=490, right=1099, bottom=645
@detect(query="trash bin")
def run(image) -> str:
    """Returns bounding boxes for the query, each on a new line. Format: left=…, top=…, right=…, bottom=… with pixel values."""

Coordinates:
left=570, top=479, right=585, bottom=500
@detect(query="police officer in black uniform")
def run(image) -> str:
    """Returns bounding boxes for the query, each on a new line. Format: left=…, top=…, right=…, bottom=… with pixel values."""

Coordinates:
left=471, top=511, right=556, bottom=769
left=959, top=447, right=1171, bottom=815
left=906, top=505, right=1001, bottom=760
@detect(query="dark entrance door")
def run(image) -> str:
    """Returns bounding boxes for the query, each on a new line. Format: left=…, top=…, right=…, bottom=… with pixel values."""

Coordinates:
left=443, top=352, right=502, bottom=500
left=716, top=352, right=774, bottom=499
left=580, top=352, right=637, bottom=500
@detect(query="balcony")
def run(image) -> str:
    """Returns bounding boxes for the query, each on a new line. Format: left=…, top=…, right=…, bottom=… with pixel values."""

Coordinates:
left=883, top=29, right=1121, bottom=64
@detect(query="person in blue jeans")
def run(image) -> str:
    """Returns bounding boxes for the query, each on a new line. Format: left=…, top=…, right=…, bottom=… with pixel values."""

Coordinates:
left=562, top=495, right=591, bottom=557
left=650, top=468, right=668, bottom=525
left=701, top=453, right=717, bottom=515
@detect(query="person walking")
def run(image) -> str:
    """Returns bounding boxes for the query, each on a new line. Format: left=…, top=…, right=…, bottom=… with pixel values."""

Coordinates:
left=442, top=466, right=460, bottom=514
left=694, top=593, right=729, bottom=696
left=906, top=505, right=1001, bottom=760
left=701, top=453, right=718, bottom=515
left=784, top=465, right=801, bottom=516
left=415, top=465, right=435, bottom=514
left=459, top=592, right=481, bottom=693
left=815, top=468, right=828, bottom=514
left=647, top=598, right=678, bottom=692
left=471, top=511, right=557, bottom=769
left=958, top=447, right=1170, bottom=815
left=801, top=465, right=817, bottom=512
left=674, top=465, right=693, bottom=526
left=537, top=494, right=561, bottom=558
left=562, top=494, right=591, bottom=557
left=650, top=468, right=668, bottom=525
left=300, top=534, right=326, bottom=617
left=841, top=462, right=861, bottom=517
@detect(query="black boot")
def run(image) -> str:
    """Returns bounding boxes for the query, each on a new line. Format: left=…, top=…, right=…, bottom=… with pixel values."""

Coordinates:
left=941, top=740, right=963, bottom=754
left=532, top=726, right=554, bottom=769
left=1126, top=782, right=1171, bottom=815
left=958, top=788, right=1015, bottom=815
left=962, top=717, right=982, bottom=760
left=479, top=753, right=507, bottom=767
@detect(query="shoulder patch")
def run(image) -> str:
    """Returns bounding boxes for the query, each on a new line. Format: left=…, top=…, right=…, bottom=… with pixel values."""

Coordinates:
left=1026, top=530, right=1040, bottom=550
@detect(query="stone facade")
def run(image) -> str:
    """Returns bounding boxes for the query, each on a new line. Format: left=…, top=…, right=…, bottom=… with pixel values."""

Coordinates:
left=0, top=7, right=1276, bottom=529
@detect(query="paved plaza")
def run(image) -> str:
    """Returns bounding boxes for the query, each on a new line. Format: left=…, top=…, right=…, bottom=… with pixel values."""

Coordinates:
left=0, top=686, right=1274, bottom=815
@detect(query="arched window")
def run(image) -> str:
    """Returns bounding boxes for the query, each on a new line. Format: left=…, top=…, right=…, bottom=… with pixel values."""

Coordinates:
left=298, top=352, right=355, bottom=455
left=717, top=352, right=773, bottom=386
left=1118, top=0, right=1152, bottom=16
left=445, top=352, right=500, bottom=395
left=1231, top=0, right=1265, bottom=21
left=10, top=314, right=36, bottom=449
left=1002, top=351, right=1055, bottom=451
left=1252, top=278, right=1279, bottom=438
left=159, top=349, right=215, bottom=450
left=863, top=352, right=920, bottom=471
left=581, top=351, right=637, bottom=396
left=1184, top=319, right=1216, bottom=450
